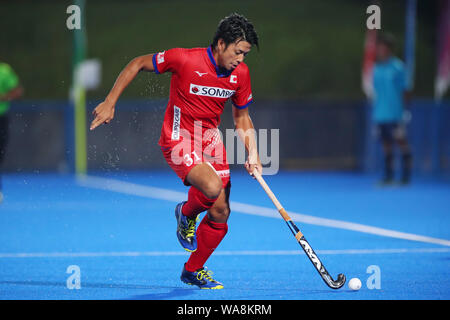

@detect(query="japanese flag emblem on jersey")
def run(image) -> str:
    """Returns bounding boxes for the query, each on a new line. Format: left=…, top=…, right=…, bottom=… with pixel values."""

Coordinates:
left=157, top=52, right=165, bottom=64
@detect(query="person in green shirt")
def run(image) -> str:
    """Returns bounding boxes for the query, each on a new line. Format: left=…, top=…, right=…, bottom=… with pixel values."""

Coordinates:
left=0, top=61, right=23, bottom=202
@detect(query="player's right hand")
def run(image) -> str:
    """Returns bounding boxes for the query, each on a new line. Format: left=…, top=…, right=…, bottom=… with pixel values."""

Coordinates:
left=90, top=100, right=115, bottom=131
left=245, top=156, right=262, bottom=179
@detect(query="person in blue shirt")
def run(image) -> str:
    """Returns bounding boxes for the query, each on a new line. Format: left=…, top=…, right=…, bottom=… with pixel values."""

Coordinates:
left=372, top=33, right=412, bottom=184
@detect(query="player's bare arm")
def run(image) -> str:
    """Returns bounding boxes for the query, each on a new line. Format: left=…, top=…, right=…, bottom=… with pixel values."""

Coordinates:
left=90, top=54, right=155, bottom=131
left=232, top=105, right=262, bottom=176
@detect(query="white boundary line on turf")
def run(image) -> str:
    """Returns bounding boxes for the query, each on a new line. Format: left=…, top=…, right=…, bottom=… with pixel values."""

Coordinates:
left=0, top=248, right=449, bottom=259
left=76, top=175, right=450, bottom=247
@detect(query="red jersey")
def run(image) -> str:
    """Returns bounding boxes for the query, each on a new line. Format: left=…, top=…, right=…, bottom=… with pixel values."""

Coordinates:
left=152, top=46, right=253, bottom=148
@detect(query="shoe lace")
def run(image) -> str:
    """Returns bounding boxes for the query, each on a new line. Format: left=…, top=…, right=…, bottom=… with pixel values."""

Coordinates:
left=185, top=216, right=198, bottom=238
left=196, top=269, right=214, bottom=282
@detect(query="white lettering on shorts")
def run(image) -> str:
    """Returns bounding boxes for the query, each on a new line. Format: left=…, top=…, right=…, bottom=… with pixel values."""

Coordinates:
left=205, top=162, right=230, bottom=179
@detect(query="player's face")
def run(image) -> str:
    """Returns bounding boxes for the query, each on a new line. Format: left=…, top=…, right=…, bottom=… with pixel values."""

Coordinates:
left=376, top=43, right=391, bottom=62
left=217, top=39, right=252, bottom=71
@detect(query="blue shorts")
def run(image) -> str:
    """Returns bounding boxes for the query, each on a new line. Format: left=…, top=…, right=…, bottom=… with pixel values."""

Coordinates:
left=376, top=122, right=406, bottom=143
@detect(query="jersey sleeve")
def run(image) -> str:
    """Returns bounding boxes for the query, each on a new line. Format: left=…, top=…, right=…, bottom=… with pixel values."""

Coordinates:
left=152, top=48, right=186, bottom=75
left=231, top=65, right=253, bottom=109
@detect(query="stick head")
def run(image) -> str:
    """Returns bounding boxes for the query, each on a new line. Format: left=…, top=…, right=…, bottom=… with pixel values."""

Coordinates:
left=328, top=273, right=346, bottom=289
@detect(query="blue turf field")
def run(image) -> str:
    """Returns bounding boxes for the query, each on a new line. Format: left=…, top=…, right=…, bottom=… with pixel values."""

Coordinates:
left=0, top=170, right=449, bottom=300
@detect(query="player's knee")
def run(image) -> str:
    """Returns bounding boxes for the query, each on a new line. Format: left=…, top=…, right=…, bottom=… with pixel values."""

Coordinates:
left=397, top=139, right=410, bottom=152
left=209, top=203, right=230, bottom=222
left=202, top=177, right=222, bottom=200
left=217, top=203, right=230, bottom=217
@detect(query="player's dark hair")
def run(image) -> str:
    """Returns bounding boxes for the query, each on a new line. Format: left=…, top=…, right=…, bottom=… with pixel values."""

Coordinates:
left=377, top=33, right=396, bottom=50
left=212, top=13, right=259, bottom=50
